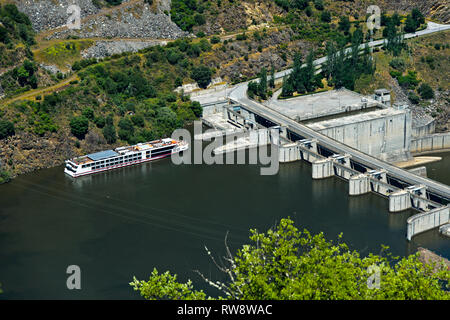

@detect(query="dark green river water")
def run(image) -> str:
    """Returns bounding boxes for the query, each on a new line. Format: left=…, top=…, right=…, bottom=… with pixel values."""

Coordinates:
left=0, top=139, right=449, bottom=299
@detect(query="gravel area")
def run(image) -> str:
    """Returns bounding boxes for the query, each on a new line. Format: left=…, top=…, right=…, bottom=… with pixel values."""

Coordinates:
left=15, top=0, right=104, bottom=32
left=81, top=40, right=166, bottom=59
left=14, top=0, right=188, bottom=40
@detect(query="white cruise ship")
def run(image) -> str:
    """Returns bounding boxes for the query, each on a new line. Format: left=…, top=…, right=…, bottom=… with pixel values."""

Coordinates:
left=64, top=138, right=188, bottom=177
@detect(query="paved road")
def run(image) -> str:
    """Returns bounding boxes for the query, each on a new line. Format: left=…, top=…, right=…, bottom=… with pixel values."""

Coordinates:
left=271, top=22, right=450, bottom=81
left=227, top=22, right=450, bottom=200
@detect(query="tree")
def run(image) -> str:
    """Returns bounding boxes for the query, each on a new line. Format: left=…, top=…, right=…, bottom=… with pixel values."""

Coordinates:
left=302, top=49, right=315, bottom=92
left=103, top=123, right=116, bottom=144
left=411, top=8, right=425, bottom=28
left=130, top=218, right=450, bottom=300
left=392, top=12, right=401, bottom=26
left=305, top=6, right=313, bottom=17
left=0, top=120, right=15, bottom=139
left=247, top=81, right=259, bottom=99
left=290, top=52, right=303, bottom=92
left=323, top=41, right=337, bottom=80
left=94, top=116, right=106, bottom=128
left=258, top=67, right=268, bottom=100
left=404, top=14, right=417, bottom=33
left=418, top=83, right=434, bottom=100
left=70, top=116, right=89, bottom=139
left=191, top=65, right=212, bottom=89
left=321, top=11, right=331, bottom=23
left=291, top=0, right=308, bottom=10
left=385, top=21, right=405, bottom=56
left=82, top=108, right=95, bottom=120
left=269, top=64, right=276, bottom=88
left=210, top=36, right=220, bottom=44
left=0, top=26, right=9, bottom=44
left=194, top=13, right=205, bottom=26
left=131, top=114, right=145, bottom=127
left=190, top=101, right=202, bottom=118
left=338, top=16, right=351, bottom=35
left=118, top=117, right=135, bottom=142
left=314, top=0, right=324, bottom=11
left=281, top=76, right=294, bottom=97
left=105, top=0, right=122, bottom=5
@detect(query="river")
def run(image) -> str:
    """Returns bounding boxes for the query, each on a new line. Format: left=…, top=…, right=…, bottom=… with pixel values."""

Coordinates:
left=0, top=136, right=449, bottom=299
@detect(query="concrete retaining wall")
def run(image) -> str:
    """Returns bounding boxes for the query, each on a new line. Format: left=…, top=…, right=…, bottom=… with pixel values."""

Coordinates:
left=407, top=205, right=450, bottom=241
left=412, top=119, right=435, bottom=138
left=202, top=102, right=228, bottom=116
left=408, top=166, right=427, bottom=178
left=410, top=133, right=450, bottom=154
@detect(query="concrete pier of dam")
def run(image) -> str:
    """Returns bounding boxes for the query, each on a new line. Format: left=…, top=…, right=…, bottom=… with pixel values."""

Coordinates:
left=193, top=87, right=450, bottom=241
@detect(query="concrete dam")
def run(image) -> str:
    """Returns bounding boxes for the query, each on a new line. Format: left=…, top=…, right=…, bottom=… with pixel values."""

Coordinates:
left=195, top=87, right=450, bottom=241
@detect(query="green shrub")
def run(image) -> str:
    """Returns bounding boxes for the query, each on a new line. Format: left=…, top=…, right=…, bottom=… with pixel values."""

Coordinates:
left=210, top=36, right=220, bottom=44
left=94, top=116, right=106, bottom=128
left=105, top=0, right=122, bottom=5
left=389, top=58, right=405, bottom=71
left=70, top=116, right=89, bottom=139
left=314, top=0, right=324, bottom=11
left=321, top=11, right=331, bottom=23
left=82, top=108, right=95, bottom=120
left=0, top=120, right=15, bottom=139
left=102, top=122, right=116, bottom=144
left=191, top=65, right=212, bottom=89
left=190, top=101, right=202, bottom=118
left=131, top=114, right=145, bottom=127
left=0, top=170, right=11, bottom=184
left=118, top=117, right=135, bottom=141
left=397, top=71, right=420, bottom=89
left=418, top=83, right=434, bottom=100
left=236, top=33, right=247, bottom=41
left=408, top=92, right=420, bottom=104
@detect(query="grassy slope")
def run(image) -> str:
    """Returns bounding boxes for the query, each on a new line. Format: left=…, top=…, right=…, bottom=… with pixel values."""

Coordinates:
left=355, top=30, right=450, bottom=97
left=33, top=39, right=95, bottom=72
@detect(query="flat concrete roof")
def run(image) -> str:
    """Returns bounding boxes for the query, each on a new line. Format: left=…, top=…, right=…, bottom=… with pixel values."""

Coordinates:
left=306, top=108, right=406, bottom=130
left=266, top=88, right=382, bottom=121
left=375, top=88, right=390, bottom=94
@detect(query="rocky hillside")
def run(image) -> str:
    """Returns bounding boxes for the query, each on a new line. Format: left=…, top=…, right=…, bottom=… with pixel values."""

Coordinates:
left=1, top=0, right=449, bottom=183
left=14, top=0, right=187, bottom=39
left=11, top=0, right=450, bottom=41
left=378, top=0, right=450, bottom=23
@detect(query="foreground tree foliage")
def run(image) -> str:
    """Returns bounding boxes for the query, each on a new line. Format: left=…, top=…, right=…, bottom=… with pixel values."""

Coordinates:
left=130, top=219, right=450, bottom=300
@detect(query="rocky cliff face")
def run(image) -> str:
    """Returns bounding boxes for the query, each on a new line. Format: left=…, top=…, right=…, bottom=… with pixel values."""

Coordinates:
left=382, top=0, right=450, bottom=23
left=0, top=129, right=118, bottom=179
left=15, top=0, right=102, bottom=32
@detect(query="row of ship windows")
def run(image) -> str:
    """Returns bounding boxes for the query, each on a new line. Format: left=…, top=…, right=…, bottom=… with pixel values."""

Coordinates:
left=81, top=155, right=142, bottom=168
left=78, top=148, right=174, bottom=169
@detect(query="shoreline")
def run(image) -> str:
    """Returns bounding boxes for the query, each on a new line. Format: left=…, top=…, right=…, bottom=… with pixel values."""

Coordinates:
left=417, top=247, right=450, bottom=272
